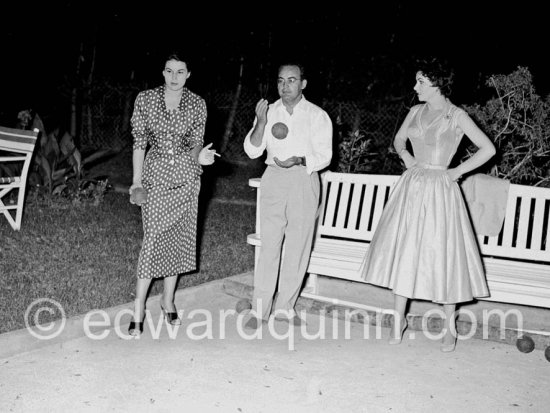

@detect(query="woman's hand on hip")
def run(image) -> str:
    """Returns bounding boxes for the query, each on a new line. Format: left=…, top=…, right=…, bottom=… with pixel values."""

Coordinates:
left=446, top=168, right=463, bottom=182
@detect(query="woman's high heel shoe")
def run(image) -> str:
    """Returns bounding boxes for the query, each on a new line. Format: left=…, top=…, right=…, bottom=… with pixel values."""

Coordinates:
left=128, top=321, right=143, bottom=337
left=389, top=319, right=408, bottom=345
left=441, top=333, right=457, bottom=352
left=160, top=303, right=182, bottom=326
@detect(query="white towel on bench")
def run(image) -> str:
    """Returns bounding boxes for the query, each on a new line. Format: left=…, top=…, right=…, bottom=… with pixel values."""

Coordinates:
left=460, top=173, right=510, bottom=237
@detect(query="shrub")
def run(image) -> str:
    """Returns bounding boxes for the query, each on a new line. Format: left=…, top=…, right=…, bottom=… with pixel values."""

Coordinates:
left=16, top=109, right=115, bottom=204
left=337, top=129, right=377, bottom=173
left=337, top=127, right=404, bottom=175
left=463, top=67, right=550, bottom=186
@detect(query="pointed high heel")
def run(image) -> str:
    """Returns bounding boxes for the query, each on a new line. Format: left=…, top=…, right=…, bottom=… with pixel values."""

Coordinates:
left=441, top=334, right=457, bottom=353
left=160, top=302, right=182, bottom=326
left=388, top=319, right=408, bottom=345
left=128, top=321, right=143, bottom=337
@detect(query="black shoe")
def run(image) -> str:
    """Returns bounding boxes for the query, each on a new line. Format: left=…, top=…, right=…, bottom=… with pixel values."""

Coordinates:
left=160, top=303, right=182, bottom=326
left=274, top=314, right=306, bottom=327
left=244, top=317, right=265, bottom=330
left=128, top=321, right=143, bottom=337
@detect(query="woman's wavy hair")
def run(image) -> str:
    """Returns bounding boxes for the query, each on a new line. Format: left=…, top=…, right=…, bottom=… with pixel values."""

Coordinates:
left=416, top=57, right=454, bottom=97
left=165, top=51, right=191, bottom=72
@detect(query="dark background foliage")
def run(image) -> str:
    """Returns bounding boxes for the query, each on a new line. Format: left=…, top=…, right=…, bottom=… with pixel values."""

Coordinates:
left=1, top=1, right=548, bottom=126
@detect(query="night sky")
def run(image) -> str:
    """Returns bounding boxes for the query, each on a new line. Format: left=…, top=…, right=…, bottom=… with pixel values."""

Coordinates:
left=1, top=1, right=547, bottom=124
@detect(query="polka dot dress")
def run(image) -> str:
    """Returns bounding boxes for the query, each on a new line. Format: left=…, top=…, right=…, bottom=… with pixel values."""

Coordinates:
left=131, top=86, right=206, bottom=279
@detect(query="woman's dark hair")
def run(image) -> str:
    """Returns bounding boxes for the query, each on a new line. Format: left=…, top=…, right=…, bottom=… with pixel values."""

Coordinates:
left=165, top=52, right=191, bottom=72
left=416, top=57, right=454, bottom=97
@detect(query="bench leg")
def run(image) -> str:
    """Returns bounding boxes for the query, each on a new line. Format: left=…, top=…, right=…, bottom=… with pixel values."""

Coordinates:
left=302, top=274, right=319, bottom=294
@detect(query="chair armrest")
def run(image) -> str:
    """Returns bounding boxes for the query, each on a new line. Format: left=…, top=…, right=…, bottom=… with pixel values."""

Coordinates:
left=0, top=156, right=27, bottom=162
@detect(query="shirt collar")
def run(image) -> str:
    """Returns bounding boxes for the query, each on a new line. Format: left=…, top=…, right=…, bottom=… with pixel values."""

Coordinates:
left=274, top=95, right=308, bottom=112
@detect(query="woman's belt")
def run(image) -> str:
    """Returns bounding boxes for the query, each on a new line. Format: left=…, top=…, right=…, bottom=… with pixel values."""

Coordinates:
left=416, top=162, right=447, bottom=170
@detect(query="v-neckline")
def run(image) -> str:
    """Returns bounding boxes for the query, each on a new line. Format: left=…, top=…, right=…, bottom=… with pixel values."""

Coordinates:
left=163, top=86, right=184, bottom=112
left=418, top=103, right=450, bottom=131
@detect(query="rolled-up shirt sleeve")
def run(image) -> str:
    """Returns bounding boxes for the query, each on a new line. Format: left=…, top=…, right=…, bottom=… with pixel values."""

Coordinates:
left=243, top=117, right=267, bottom=159
left=304, top=110, right=333, bottom=174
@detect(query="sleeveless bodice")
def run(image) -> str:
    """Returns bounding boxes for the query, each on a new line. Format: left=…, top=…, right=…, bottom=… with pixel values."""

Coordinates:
left=407, top=103, right=466, bottom=168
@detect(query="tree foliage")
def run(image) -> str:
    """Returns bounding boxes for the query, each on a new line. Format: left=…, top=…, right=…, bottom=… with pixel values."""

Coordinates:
left=464, top=67, right=550, bottom=186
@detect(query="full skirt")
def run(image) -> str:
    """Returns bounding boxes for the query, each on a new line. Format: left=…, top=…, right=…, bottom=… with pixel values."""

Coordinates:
left=359, top=167, right=489, bottom=304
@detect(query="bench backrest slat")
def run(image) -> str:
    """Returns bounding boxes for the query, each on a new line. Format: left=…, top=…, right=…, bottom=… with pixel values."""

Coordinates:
left=479, top=184, right=550, bottom=261
left=322, top=181, right=339, bottom=228
left=318, top=172, right=399, bottom=240
left=358, top=184, right=376, bottom=234
left=317, top=172, right=550, bottom=263
left=531, top=198, right=547, bottom=251
left=347, top=182, right=364, bottom=231
left=515, top=195, right=531, bottom=250
left=335, top=181, right=352, bottom=229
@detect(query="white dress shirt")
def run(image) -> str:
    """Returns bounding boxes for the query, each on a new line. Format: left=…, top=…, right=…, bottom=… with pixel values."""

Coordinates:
left=243, top=96, right=333, bottom=174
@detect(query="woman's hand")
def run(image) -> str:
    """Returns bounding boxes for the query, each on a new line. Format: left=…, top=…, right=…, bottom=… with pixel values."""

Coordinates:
left=129, top=182, right=142, bottom=204
left=198, top=143, right=219, bottom=165
left=446, top=168, right=463, bottom=182
left=400, top=150, right=417, bottom=169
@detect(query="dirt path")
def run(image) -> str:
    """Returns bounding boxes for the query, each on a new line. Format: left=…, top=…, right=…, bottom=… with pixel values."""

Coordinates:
left=1, top=276, right=548, bottom=412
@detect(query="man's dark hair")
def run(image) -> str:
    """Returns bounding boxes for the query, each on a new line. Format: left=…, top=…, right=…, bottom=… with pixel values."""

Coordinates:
left=278, top=62, right=306, bottom=80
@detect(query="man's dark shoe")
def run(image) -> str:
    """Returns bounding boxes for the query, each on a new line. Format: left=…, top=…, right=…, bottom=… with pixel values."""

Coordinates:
left=274, top=314, right=306, bottom=327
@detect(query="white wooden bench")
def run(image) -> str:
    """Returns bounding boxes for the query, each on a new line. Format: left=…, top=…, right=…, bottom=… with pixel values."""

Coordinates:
left=247, top=171, right=550, bottom=309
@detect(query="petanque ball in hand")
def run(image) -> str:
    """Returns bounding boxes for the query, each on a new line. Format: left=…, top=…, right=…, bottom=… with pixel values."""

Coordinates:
left=271, top=122, right=289, bottom=140
left=131, top=187, right=148, bottom=206
left=516, top=335, right=535, bottom=353
left=235, top=298, right=252, bottom=313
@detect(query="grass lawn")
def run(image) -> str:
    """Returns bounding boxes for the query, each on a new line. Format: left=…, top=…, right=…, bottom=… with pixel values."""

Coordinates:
left=0, top=151, right=264, bottom=334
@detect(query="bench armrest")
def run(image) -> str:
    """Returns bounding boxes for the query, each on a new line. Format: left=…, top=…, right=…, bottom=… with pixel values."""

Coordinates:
left=248, top=177, right=262, bottom=238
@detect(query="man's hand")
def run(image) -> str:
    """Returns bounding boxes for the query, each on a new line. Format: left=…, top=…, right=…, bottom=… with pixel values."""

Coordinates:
left=255, top=99, right=269, bottom=124
left=274, top=156, right=304, bottom=168
left=249, top=99, right=270, bottom=147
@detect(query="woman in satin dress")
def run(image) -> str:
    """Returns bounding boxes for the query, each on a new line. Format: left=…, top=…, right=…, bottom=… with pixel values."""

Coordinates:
left=360, top=59, right=496, bottom=351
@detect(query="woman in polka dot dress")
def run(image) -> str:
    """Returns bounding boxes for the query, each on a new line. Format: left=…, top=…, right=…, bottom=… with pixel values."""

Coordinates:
left=128, top=52, right=218, bottom=337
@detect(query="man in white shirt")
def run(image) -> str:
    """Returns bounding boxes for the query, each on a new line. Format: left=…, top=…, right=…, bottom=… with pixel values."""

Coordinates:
left=243, top=62, right=333, bottom=328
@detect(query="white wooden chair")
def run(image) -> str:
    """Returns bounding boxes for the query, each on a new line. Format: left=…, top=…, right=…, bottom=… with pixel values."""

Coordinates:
left=0, top=126, right=39, bottom=230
